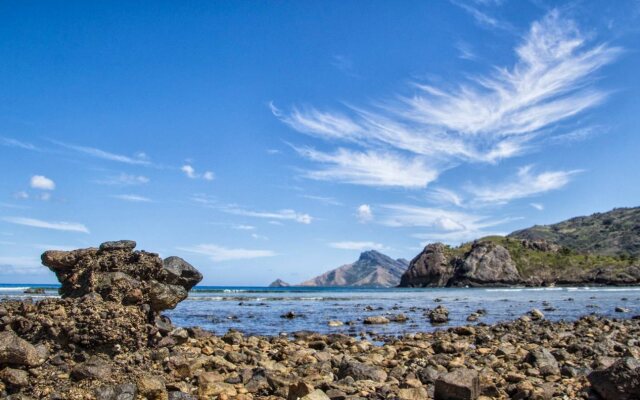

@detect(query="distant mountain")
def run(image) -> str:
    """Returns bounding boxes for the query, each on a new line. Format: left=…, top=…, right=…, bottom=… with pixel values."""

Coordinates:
left=300, top=250, right=409, bottom=287
left=268, top=279, right=290, bottom=287
left=400, top=206, right=640, bottom=288
left=508, top=207, right=640, bottom=257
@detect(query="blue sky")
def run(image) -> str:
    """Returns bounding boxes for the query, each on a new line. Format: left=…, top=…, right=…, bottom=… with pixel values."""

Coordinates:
left=1, top=1, right=639, bottom=285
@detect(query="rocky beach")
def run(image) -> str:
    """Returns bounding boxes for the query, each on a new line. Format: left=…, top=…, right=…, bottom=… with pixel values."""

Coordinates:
left=0, top=241, right=639, bottom=399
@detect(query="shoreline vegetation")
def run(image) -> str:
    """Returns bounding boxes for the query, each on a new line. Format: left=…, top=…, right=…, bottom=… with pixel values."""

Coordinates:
left=0, top=241, right=639, bottom=399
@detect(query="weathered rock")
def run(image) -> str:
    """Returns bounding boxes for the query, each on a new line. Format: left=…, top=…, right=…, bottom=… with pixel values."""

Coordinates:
left=363, top=316, right=389, bottom=325
left=526, top=347, right=559, bottom=376
left=434, top=369, right=480, bottom=400
left=299, top=389, right=331, bottom=400
left=71, top=356, right=112, bottom=381
left=95, top=383, right=137, bottom=400
left=338, top=360, right=388, bottom=382
left=0, top=331, right=43, bottom=367
left=588, top=357, right=640, bottom=400
left=398, top=387, right=429, bottom=400
left=529, top=308, right=545, bottom=320
left=0, top=367, right=29, bottom=388
left=137, top=374, right=168, bottom=400
left=327, top=320, right=343, bottom=327
left=429, top=305, right=450, bottom=324
left=451, top=242, right=521, bottom=286
left=161, top=257, right=202, bottom=290
left=288, top=381, right=315, bottom=400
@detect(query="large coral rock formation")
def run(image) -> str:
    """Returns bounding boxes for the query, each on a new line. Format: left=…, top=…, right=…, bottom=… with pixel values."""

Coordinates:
left=42, top=240, right=202, bottom=312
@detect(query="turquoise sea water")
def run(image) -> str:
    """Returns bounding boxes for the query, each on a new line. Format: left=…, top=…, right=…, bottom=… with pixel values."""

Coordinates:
left=3, top=284, right=638, bottom=336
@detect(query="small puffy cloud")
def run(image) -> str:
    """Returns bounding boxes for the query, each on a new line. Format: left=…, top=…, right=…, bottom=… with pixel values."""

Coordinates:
left=182, top=164, right=215, bottom=181
left=233, top=224, right=256, bottom=231
left=13, top=191, right=29, bottom=200
left=181, top=165, right=196, bottom=178
left=30, top=175, right=55, bottom=190
left=356, top=204, right=373, bottom=223
left=329, top=241, right=386, bottom=251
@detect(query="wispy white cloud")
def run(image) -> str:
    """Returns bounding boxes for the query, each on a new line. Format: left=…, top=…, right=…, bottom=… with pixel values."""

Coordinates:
left=455, top=41, right=477, bottom=60
left=427, top=188, right=464, bottom=207
left=112, top=194, right=152, bottom=203
left=52, top=140, right=151, bottom=165
left=274, top=11, right=619, bottom=189
left=329, top=241, right=386, bottom=251
left=232, top=224, right=256, bottom=231
left=466, top=165, right=581, bottom=204
left=2, top=217, right=89, bottom=233
left=13, top=192, right=29, bottom=200
left=223, top=206, right=313, bottom=224
left=295, top=147, right=439, bottom=188
left=30, top=175, right=55, bottom=190
left=177, top=244, right=277, bottom=262
left=530, top=202, right=544, bottom=211
left=1, top=137, right=39, bottom=151
left=450, top=0, right=512, bottom=31
left=300, top=195, right=343, bottom=206
left=95, top=173, right=150, bottom=186
left=377, top=204, right=511, bottom=244
left=356, top=204, right=373, bottom=223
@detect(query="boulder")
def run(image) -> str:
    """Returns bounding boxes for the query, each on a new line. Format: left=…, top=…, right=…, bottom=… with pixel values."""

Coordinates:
left=137, top=374, right=168, bottom=400
left=71, top=356, right=112, bottom=381
left=363, top=316, right=389, bottom=325
left=434, top=369, right=480, bottom=400
left=95, top=383, right=137, bottom=400
left=0, top=331, right=43, bottom=367
left=0, top=368, right=29, bottom=388
left=588, top=357, right=640, bottom=400
left=526, top=347, right=559, bottom=376
left=429, top=305, right=450, bottom=324
left=337, top=360, right=388, bottom=382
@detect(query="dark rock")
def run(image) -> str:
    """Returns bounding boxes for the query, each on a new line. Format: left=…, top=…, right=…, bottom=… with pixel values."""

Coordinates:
left=429, top=305, right=450, bottom=324
left=400, top=243, right=453, bottom=287
left=168, top=392, right=196, bottom=400
left=337, top=359, right=388, bottom=382
left=588, top=357, right=640, bottom=400
left=434, top=369, right=480, bottom=400
left=99, top=240, right=137, bottom=251
left=95, top=383, right=137, bottom=400
left=71, top=356, right=112, bottom=381
left=161, top=257, right=202, bottom=290
left=23, top=288, right=45, bottom=295
left=288, top=381, right=315, bottom=400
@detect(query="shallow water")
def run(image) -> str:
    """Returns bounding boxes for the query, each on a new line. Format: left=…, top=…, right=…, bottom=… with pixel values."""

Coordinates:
left=2, top=284, right=639, bottom=336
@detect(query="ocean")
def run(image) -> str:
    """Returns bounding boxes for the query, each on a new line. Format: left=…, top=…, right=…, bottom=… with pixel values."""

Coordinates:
left=2, top=284, right=639, bottom=336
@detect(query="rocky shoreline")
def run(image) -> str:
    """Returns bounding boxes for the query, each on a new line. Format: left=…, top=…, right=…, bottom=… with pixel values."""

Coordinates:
left=1, top=241, right=639, bottom=399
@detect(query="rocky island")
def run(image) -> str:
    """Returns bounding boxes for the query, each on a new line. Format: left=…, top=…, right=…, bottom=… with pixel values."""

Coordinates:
left=0, top=240, right=639, bottom=399
left=400, top=207, right=640, bottom=287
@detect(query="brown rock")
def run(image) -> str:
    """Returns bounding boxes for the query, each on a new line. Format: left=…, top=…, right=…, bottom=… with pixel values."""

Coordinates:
left=137, top=375, right=168, bottom=400
left=0, top=367, right=29, bottom=388
left=0, top=330, right=43, bottom=367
